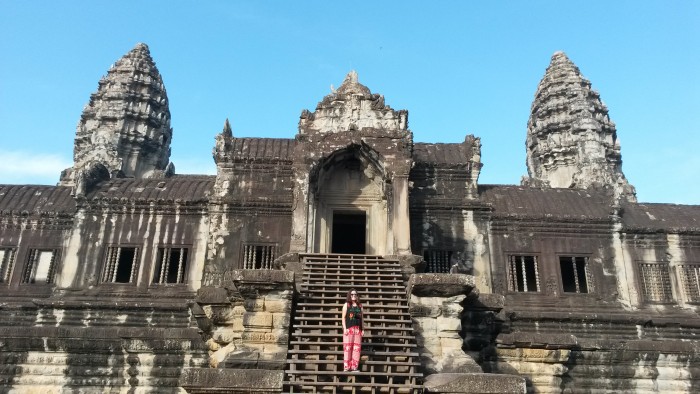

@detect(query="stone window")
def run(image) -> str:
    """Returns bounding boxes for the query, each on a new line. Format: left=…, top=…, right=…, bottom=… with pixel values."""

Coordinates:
left=676, top=264, right=700, bottom=303
left=21, top=249, right=59, bottom=284
left=559, top=256, right=590, bottom=293
left=101, top=246, right=139, bottom=284
left=638, top=262, right=673, bottom=303
left=423, top=250, right=453, bottom=273
left=0, top=248, right=17, bottom=283
left=152, top=247, right=189, bottom=284
left=242, top=243, right=276, bottom=270
left=507, top=255, right=540, bottom=292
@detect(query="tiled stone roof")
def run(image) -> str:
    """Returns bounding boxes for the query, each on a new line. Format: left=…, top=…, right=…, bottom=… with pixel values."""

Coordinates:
left=230, top=138, right=295, bottom=162
left=0, top=185, right=76, bottom=214
left=87, top=175, right=214, bottom=202
left=621, top=202, right=700, bottom=232
left=478, top=185, right=613, bottom=220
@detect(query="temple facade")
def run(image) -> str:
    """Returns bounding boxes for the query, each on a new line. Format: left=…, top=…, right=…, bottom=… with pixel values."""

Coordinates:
left=0, top=43, right=699, bottom=393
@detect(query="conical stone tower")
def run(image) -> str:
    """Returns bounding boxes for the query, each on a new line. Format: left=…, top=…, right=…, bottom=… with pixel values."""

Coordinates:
left=525, top=51, right=635, bottom=202
left=60, top=43, right=174, bottom=187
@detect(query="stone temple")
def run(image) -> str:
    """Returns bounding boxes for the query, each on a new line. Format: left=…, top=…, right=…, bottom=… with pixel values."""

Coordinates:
left=1, top=43, right=699, bottom=393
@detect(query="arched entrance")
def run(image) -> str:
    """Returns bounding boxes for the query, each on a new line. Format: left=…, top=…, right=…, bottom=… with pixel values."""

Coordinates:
left=308, top=145, right=388, bottom=255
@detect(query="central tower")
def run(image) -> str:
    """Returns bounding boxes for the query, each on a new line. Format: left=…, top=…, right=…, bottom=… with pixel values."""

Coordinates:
left=289, top=71, right=413, bottom=255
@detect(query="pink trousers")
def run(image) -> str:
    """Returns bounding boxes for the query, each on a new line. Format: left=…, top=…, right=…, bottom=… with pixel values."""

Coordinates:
left=343, top=326, right=362, bottom=370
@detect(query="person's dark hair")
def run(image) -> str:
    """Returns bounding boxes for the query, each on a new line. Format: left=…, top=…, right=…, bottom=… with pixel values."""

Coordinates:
left=345, top=289, right=361, bottom=307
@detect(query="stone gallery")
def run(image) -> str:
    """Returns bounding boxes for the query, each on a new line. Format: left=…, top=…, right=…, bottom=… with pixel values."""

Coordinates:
left=0, top=43, right=699, bottom=393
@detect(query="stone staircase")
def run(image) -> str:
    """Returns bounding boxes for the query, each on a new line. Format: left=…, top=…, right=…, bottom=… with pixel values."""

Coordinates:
left=284, top=254, right=423, bottom=393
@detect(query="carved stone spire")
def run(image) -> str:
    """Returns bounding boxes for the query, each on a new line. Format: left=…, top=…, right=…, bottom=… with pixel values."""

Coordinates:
left=60, top=43, right=174, bottom=186
left=298, top=71, right=408, bottom=135
left=525, top=51, right=636, bottom=202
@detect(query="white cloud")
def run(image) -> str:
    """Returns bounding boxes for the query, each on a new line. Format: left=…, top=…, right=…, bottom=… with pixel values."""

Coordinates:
left=0, top=150, right=71, bottom=185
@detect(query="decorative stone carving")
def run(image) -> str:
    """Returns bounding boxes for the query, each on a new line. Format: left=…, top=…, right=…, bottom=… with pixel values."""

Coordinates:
left=298, top=70, right=408, bottom=135
left=194, top=270, right=294, bottom=370
left=60, top=43, right=174, bottom=186
left=524, top=51, right=636, bottom=202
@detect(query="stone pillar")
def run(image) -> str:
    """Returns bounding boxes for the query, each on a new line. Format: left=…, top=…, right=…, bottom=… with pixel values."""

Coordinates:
left=393, top=175, right=412, bottom=255
left=289, top=165, right=310, bottom=253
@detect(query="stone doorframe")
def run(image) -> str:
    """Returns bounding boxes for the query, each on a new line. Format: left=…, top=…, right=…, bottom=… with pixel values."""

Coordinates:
left=290, top=142, right=412, bottom=255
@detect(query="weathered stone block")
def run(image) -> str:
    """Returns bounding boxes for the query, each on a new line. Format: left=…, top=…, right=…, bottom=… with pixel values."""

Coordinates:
left=437, top=316, right=461, bottom=333
left=409, top=273, right=475, bottom=297
left=264, top=298, right=291, bottom=314
left=243, top=312, right=272, bottom=330
left=211, top=327, right=236, bottom=344
left=423, top=373, right=526, bottom=393
left=272, top=312, right=290, bottom=328
left=413, top=317, right=437, bottom=334
left=244, top=298, right=265, bottom=312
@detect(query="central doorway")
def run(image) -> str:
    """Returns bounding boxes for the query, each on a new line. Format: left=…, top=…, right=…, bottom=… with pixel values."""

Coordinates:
left=331, top=211, right=366, bottom=254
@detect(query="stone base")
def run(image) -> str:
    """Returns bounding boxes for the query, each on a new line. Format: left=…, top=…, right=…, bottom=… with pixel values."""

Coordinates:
left=423, top=373, right=526, bottom=394
left=222, top=350, right=287, bottom=370
left=180, top=368, right=283, bottom=393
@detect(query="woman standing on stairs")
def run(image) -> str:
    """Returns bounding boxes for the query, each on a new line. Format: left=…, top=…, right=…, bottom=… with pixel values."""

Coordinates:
left=342, top=289, right=364, bottom=372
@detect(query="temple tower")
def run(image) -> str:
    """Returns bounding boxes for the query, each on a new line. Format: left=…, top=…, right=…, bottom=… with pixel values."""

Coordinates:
left=60, top=43, right=174, bottom=188
left=525, top=51, right=635, bottom=201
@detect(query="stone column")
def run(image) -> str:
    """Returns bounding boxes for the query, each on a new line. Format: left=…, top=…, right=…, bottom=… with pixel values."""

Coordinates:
left=392, top=175, right=412, bottom=255
left=289, top=165, right=310, bottom=253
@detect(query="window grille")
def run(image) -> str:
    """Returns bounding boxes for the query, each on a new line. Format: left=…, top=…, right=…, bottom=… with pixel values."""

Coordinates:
left=242, top=244, right=276, bottom=270
left=423, top=250, right=453, bottom=273
left=21, top=249, right=59, bottom=284
left=677, top=264, right=700, bottom=303
left=101, top=247, right=139, bottom=284
left=152, top=247, right=188, bottom=284
left=0, top=248, right=17, bottom=283
left=560, top=256, right=590, bottom=293
left=638, top=262, right=673, bottom=303
left=507, top=255, right=540, bottom=292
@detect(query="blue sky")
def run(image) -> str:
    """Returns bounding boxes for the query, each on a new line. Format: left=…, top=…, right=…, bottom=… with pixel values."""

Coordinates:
left=0, top=1, right=698, bottom=204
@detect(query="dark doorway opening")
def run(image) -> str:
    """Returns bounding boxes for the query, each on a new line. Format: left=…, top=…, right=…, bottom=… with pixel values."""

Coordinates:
left=332, top=212, right=366, bottom=254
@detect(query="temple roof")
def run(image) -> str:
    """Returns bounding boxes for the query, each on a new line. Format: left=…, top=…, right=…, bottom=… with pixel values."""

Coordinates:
left=86, top=175, right=214, bottom=202
left=479, top=185, right=613, bottom=220
left=0, top=185, right=75, bottom=214
left=229, top=138, right=295, bottom=162
left=621, top=202, right=700, bottom=232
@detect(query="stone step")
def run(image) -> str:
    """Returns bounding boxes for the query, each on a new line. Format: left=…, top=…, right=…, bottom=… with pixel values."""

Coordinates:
left=302, top=289, right=406, bottom=297
left=302, top=283, right=405, bottom=290
left=294, top=316, right=411, bottom=324
left=283, top=380, right=423, bottom=393
left=303, top=273, right=404, bottom=281
left=294, top=308, right=410, bottom=316
left=293, top=326, right=415, bottom=335
left=298, top=295, right=407, bottom=303
left=296, top=302, right=409, bottom=310
left=287, top=349, right=419, bottom=358
left=286, top=254, right=421, bottom=393
left=288, top=332, right=417, bottom=341
left=284, top=369, right=423, bottom=377
left=286, top=359, right=420, bottom=367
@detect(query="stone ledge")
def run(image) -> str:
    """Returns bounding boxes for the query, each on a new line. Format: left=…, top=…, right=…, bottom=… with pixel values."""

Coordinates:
left=409, top=274, right=475, bottom=297
left=464, top=293, right=504, bottom=311
left=180, top=368, right=283, bottom=393
left=424, top=373, right=526, bottom=393
left=497, top=332, right=578, bottom=349
left=230, top=269, right=294, bottom=284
